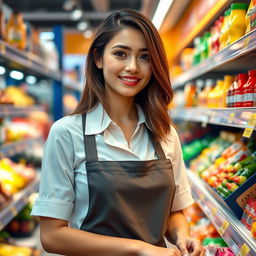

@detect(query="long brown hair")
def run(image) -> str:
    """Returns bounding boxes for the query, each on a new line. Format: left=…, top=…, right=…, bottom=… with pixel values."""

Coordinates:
left=72, top=9, right=173, bottom=142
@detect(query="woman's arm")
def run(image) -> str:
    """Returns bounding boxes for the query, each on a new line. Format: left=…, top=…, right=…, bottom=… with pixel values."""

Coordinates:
left=40, top=217, right=182, bottom=256
left=165, top=210, right=203, bottom=256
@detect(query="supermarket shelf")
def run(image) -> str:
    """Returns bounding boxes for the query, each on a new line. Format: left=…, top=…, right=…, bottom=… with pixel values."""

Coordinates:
left=172, top=29, right=256, bottom=89
left=0, top=105, right=45, bottom=117
left=0, top=40, right=61, bottom=81
left=0, top=137, right=44, bottom=158
left=188, top=171, right=256, bottom=255
left=171, top=107, right=256, bottom=130
left=0, top=174, right=40, bottom=231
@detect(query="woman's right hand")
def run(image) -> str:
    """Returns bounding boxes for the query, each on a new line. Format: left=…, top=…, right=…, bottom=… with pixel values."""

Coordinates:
left=137, top=241, right=181, bottom=256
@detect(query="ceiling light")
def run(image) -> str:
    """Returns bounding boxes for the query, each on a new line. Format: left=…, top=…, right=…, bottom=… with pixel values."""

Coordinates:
left=26, top=75, right=37, bottom=85
left=83, top=30, right=93, bottom=38
left=152, top=0, right=174, bottom=30
left=10, top=70, right=24, bottom=80
left=0, top=66, right=6, bottom=75
left=77, top=21, right=88, bottom=31
left=70, top=9, right=83, bottom=21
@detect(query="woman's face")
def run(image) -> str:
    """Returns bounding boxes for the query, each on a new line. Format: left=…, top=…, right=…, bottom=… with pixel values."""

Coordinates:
left=96, top=27, right=152, bottom=100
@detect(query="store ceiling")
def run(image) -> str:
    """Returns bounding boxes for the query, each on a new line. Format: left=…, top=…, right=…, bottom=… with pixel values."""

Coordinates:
left=4, top=0, right=160, bottom=31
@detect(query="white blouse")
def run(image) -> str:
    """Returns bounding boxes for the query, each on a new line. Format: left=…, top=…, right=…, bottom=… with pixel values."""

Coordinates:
left=31, top=103, right=194, bottom=229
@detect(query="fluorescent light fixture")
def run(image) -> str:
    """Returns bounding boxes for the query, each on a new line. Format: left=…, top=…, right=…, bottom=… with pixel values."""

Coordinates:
left=70, top=9, right=82, bottom=20
left=152, top=0, right=174, bottom=30
left=26, top=75, right=37, bottom=84
left=77, top=21, right=88, bottom=31
left=40, top=32, right=54, bottom=41
left=10, top=70, right=24, bottom=80
left=83, top=30, right=93, bottom=38
left=0, top=66, right=6, bottom=75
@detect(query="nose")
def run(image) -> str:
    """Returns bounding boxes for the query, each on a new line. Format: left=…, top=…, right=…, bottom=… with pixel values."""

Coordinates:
left=125, top=57, right=138, bottom=73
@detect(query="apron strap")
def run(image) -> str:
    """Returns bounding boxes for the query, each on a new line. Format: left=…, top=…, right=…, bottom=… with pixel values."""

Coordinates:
left=147, top=129, right=167, bottom=160
left=82, top=114, right=98, bottom=161
left=82, top=113, right=166, bottom=161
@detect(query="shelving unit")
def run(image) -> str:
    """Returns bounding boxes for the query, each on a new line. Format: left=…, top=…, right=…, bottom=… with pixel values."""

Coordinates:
left=172, top=29, right=256, bottom=89
left=172, top=107, right=256, bottom=130
left=0, top=175, right=40, bottom=231
left=0, top=137, right=43, bottom=158
left=188, top=171, right=256, bottom=255
left=0, top=37, right=60, bottom=234
left=164, top=1, right=256, bottom=254
left=0, top=105, right=45, bottom=117
left=0, top=40, right=61, bottom=81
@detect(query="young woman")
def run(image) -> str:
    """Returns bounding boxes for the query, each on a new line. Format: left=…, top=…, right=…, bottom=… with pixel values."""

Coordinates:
left=32, top=9, right=203, bottom=256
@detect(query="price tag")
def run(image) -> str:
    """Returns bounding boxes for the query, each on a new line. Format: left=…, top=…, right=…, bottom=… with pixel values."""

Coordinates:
left=243, top=113, right=256, bottom=138
left=239, top=243, right=250, bottom=256
left=247, top=113, right=256, bottom=127
left=218, top=220, right=229, bottom=235
left=211, top=207, right=217, bottom=216
left=9, top=206, right=18, bottom=217
left=243, top=36, right=251, bottom=49
left=228, top=112, right=235, bottom=123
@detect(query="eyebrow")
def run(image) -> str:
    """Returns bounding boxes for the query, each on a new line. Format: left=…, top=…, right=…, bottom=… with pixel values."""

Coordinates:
left=112, top=44, right=148, bottom=52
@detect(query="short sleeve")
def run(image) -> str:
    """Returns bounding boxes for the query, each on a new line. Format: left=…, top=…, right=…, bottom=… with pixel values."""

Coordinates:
left=31, top=121, right=75, bottom=221
left=163, top=126, right=194, bottom=211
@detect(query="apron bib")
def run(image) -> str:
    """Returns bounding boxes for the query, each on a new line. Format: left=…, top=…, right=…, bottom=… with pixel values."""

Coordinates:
left=80, top=114, right=176, bottom=246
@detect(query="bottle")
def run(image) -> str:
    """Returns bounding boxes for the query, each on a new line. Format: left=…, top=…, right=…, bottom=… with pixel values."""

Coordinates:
left=221, top=75, right=234, bottom=108
left=6, top=11, right=27, bottom=50
left=194, top=79, right=204, bottom=106
left=242, top=70, right=256, bottom=107
left=184, top=82, right=196, bottom=107
left=219, top=9, right=231, bottom=49
left=245, top=0, right=256, bottom=34
left=200, top=32, right=211, bottom=61
left=227, top=3, right=249, bottom=45
left=234, top=73, right=248, bottom=108
left=201, top=79, right=215, bottom=107
left=227, top=76, right=238, bottom=108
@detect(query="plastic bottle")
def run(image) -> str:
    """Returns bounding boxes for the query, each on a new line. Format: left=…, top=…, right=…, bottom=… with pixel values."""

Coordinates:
left=200, top=79, right=215, bottom=107
left=245, top=0, right=256, bottom=34
left=219, top=9, right=231, bottom=50
left=227, top=76, right=238, bottom=108
left=200, top=32, right=211, bottom=61
left=211, top=16, right=224, bottom=55
left=221, top=75, right=234, bottom=108
left=234, top=73, right=248, bottom=108
left=6, top=11, right=27, bottom=50
left=242, top=70, right=256, bottom=107
left=228, top=3, right=249, bottom=45
left=195, top=79, right=204, bottom=106
left=184, top=82, right=197, bottom=107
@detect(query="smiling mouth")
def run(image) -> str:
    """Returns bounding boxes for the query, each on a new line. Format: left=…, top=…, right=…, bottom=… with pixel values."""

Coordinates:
left=118, top=76, right=141, bottom=86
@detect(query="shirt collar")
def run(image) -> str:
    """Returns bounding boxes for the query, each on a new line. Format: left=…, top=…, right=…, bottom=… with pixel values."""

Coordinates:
left=85, top=103, right=149, bottom=135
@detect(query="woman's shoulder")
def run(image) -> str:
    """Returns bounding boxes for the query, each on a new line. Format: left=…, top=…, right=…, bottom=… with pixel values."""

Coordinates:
left=49, top=114, right=82, bottom=135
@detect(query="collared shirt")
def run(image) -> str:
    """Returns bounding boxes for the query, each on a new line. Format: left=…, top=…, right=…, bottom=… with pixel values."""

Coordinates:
left=31, top=103, right=194, bottom=229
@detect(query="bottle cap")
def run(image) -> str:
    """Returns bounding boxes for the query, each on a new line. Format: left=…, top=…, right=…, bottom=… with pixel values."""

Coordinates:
left=231, top=3, right=249, bottom=10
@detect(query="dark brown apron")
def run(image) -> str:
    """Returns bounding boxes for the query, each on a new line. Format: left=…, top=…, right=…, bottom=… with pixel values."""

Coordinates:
left=80, top=114, right=176, bottom=247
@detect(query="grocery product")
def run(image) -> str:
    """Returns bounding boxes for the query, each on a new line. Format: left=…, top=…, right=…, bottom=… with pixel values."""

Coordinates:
left=219, top=9, right=231, bottom=49
left=228, top=3, right=248, bottom=45
left=6, top=11, right=27, bottom=50
left=242, top=70, right=256, bottom=107
left=234, top=73, right=248, bottom=108
left=220, top=75, right=234, bottom=108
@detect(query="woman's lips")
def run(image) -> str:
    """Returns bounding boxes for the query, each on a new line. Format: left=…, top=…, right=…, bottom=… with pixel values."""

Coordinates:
left=119, top=76, right=140, bottom=86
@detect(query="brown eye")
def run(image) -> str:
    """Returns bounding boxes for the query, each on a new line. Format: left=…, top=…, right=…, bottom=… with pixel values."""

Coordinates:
left=140, top=53, right=150, bottom=61
left=114, top=51, right=126, bottom=58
